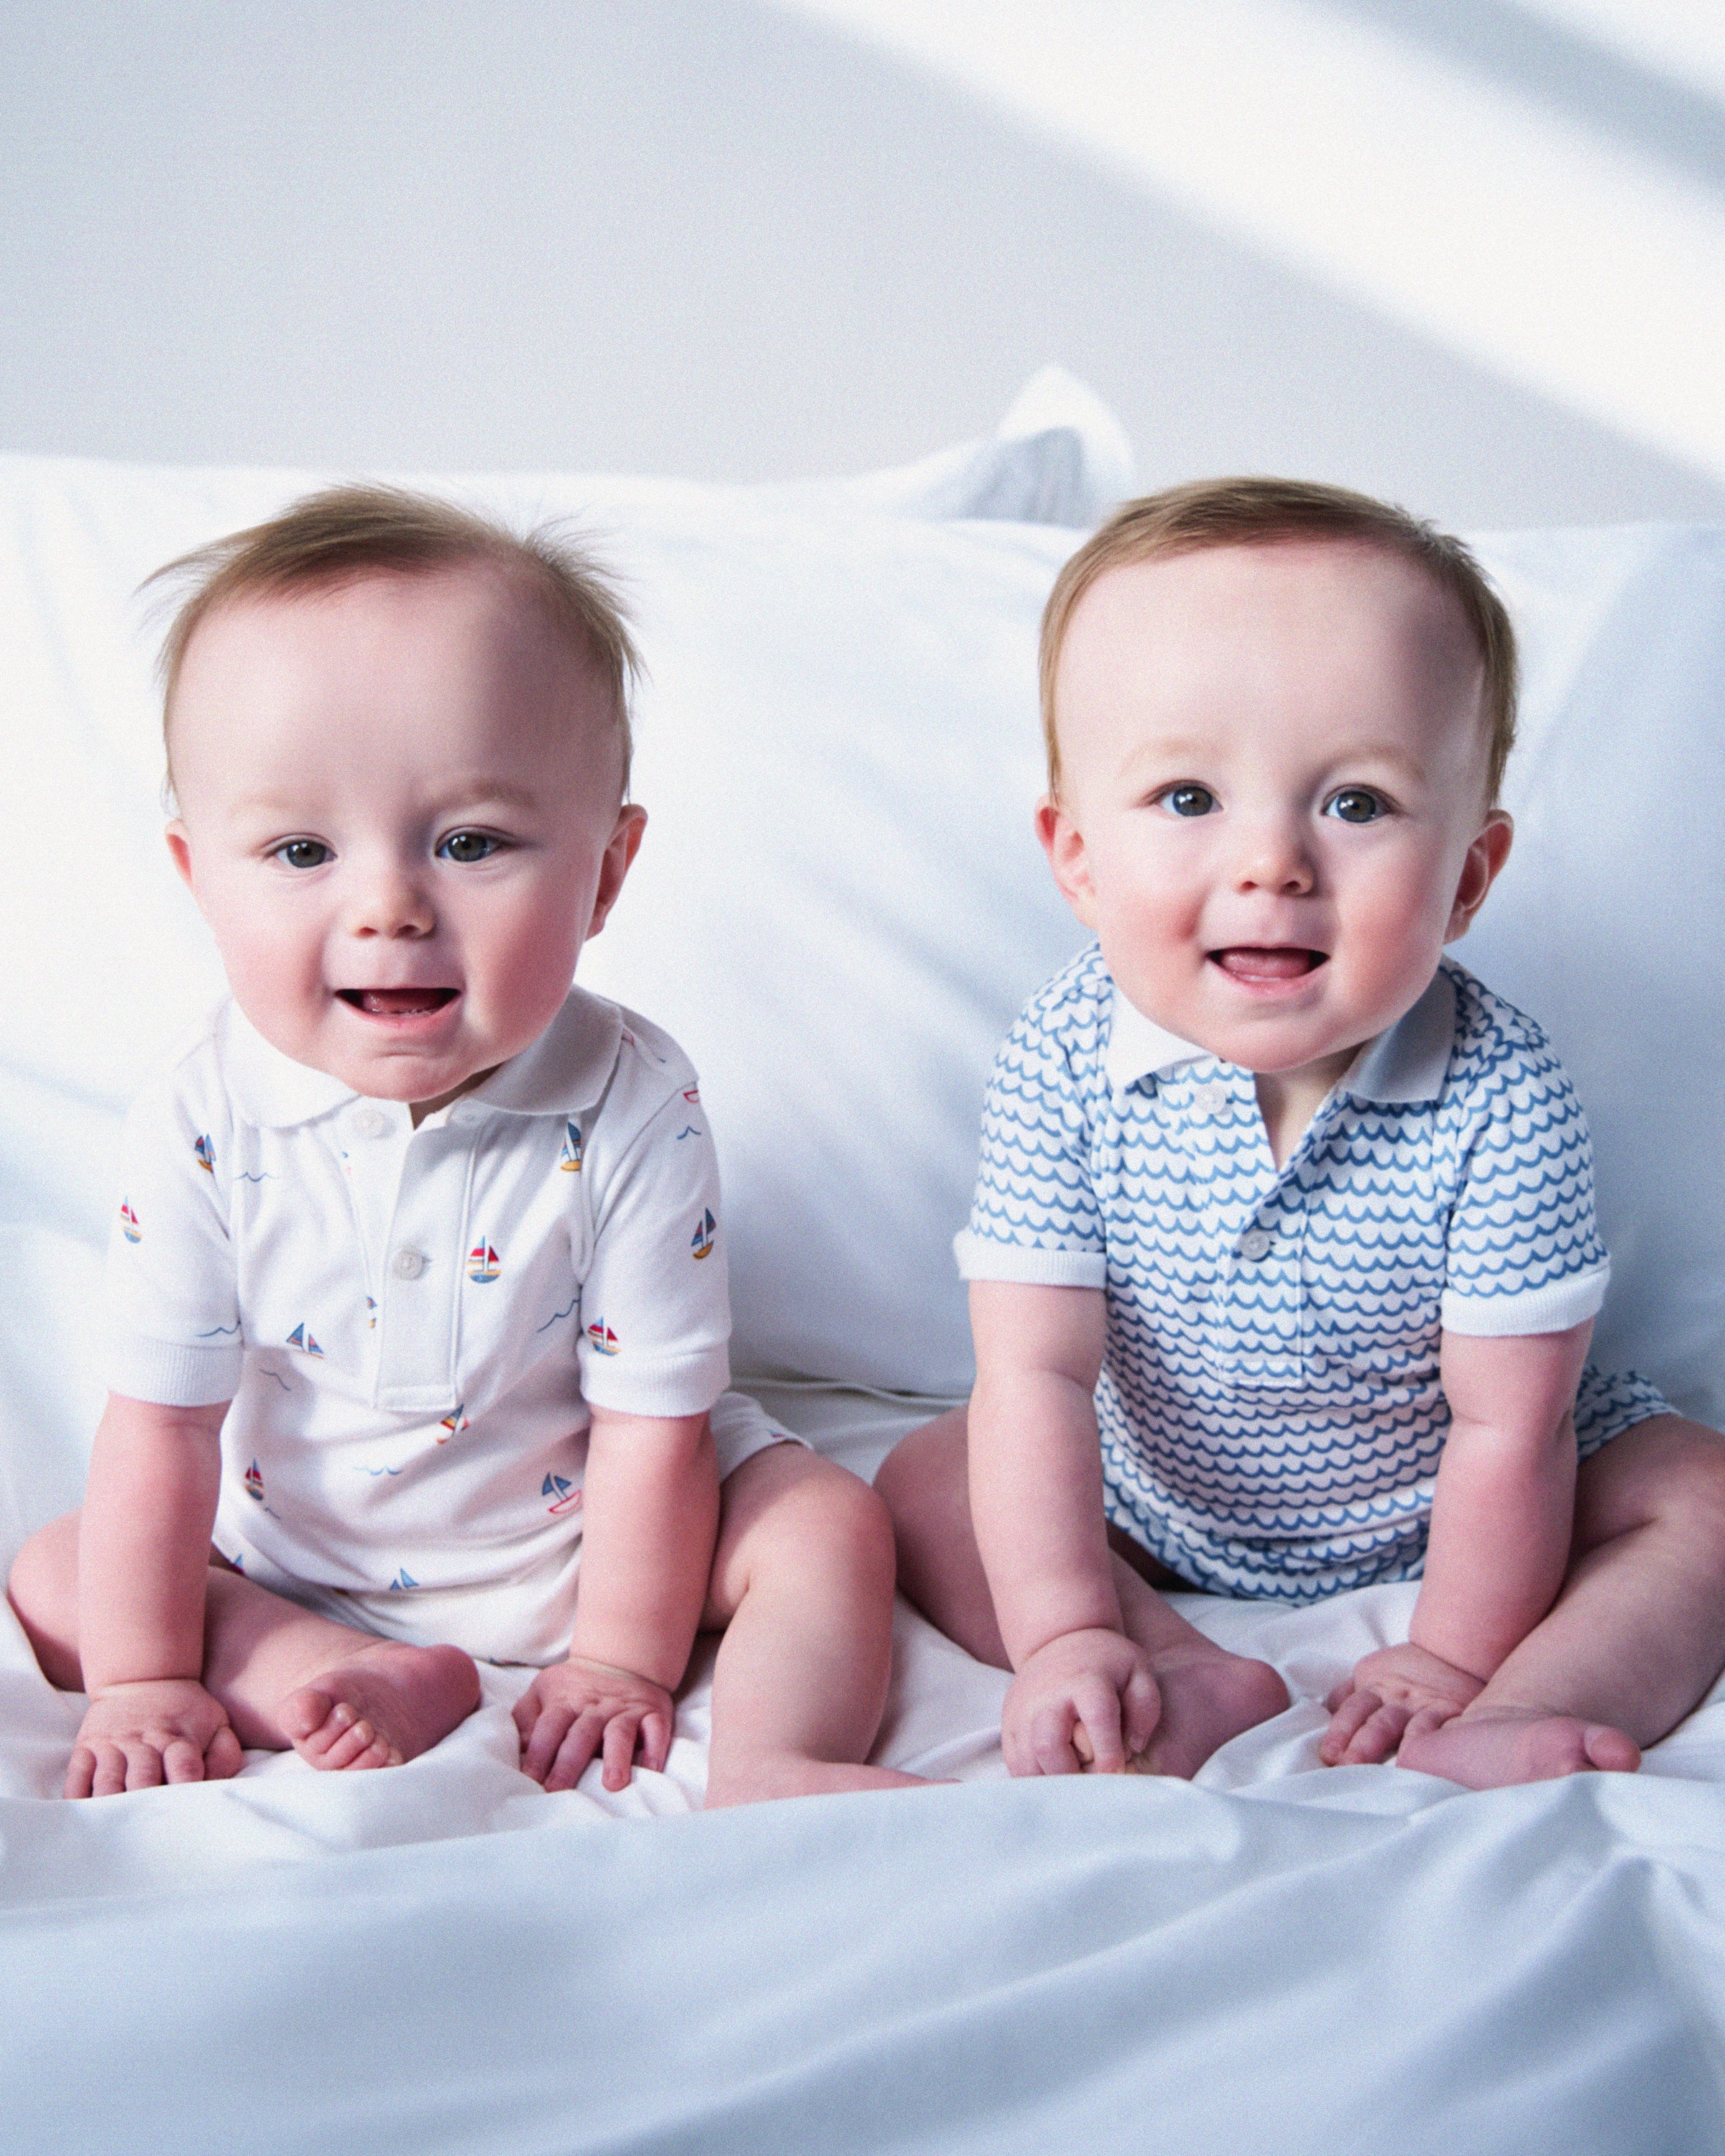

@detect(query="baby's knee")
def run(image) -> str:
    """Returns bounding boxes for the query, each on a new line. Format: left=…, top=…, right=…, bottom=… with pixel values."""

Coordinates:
left=779, top=1457, right=898, bottom=1593
left=873, top=1406, right=968, bottom=1542
left=6, top=1511, right=83, bottom=1685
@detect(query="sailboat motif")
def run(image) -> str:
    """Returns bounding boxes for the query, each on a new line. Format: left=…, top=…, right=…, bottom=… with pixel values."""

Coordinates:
left=119, top=1200, right=141, bottom=1243
left=558, top=1121, right=583, bottom=1172
left=286, top=1322, right=323, bottom=1356
left=467, top=1243, right=501, bottom=1283
left=586, top=1317, right=620, bottom=1356
left=691, top=1208, right=716, bottom=1260
left=193, top=1133, right=215, bottom=1174
left=542, top=1472, right=582, bottom=1516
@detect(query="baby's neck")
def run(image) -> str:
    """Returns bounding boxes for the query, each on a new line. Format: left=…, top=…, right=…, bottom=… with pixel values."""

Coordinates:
left=1251, top=1051, right=1360, bottom=1169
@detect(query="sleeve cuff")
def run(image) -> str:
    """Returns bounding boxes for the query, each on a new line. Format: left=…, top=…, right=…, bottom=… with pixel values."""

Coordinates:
left=579, top=1341, right=732, bottom=1419
left=953, top=1230, right=1108, bottom=1288
left=104, top=1336, right=244, bottom=1407
left=1440, top=1261, right=1610, bottom=1338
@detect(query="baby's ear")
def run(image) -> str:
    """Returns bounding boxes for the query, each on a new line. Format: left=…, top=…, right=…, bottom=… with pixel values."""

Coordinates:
left=1445, top=810, right=1514, bottom=941
left=1036, top=796, right=1100, bottom=929
left=165, top=821, right=195, bottom=890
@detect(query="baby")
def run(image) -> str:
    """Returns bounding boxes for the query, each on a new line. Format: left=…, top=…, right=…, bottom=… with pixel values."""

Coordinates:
left=878, top=478, right=1725, bottom=1790
left=8, top=486, right=917, bottom=1808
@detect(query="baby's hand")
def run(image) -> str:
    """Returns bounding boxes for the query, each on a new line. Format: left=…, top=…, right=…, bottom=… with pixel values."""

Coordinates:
left=1320, top=1642, right=1485, bottom=1766
left=66, top=1678, right=243, bottom=1798
left=513, top=1656, right=676, bottom=1793
left=1001, top=1627, right=1160, bottom=1777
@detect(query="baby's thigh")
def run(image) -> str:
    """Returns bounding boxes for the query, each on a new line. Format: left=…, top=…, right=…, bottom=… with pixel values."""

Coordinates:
left=1573, top=1412, right=1725, bottom=1549
left=702, top=1445, right=893, bottom=1628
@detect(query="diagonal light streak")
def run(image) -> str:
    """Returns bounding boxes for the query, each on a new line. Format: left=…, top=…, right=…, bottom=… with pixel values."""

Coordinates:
left=772, top=0, right=1725, bottom=479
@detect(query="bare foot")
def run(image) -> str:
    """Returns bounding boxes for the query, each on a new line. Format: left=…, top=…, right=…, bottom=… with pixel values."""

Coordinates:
left=1126, top=1647, right=1289, bottom=1779
left=277, top=1641, right=480, bottom=1771
left=704, top=1754, right=934, bottom=1808
left=1397, top=1701, right=1641, bottom=1789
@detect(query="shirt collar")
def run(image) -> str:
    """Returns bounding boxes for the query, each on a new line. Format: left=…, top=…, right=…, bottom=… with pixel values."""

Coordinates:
left=1103, top=964, right=1455, bottom=1106
left=218, top=988, right=625, bottom=1130
left=1104, top=990, right=1211, bottom=1095
left=1338, top=967, right=1456, bottom=1105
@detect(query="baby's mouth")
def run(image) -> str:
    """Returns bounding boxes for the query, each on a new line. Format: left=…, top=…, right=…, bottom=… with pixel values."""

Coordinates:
left=338, top=989, right=459, bottom=1016
left=1210, top=947, right=1327, bottom=982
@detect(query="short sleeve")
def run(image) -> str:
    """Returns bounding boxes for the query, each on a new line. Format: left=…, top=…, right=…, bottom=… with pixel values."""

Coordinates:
left=576, top=1085, right=731, bottom=1418
left=1441, top=1038, right=1610, bottom=1337
left=104, top=1067, right=245, bottom=1405
left=954, top=1003, right=1108, bottom=1289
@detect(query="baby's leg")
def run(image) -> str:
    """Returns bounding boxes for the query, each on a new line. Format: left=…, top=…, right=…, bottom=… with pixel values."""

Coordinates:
left=1399, top=1414, right=1725, bottom=1787
left=700, top=1444, right=926, bottom=1806
left=9, top=1508, right=478, bottom=1773
left=875, top=1409, right=1287, bottom=1777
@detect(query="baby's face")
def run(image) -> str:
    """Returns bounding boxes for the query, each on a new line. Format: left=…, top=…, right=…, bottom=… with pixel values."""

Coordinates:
left=1041, top=540, right=1512, bottom=1089
left=166, top=565, right=643, bottom=1112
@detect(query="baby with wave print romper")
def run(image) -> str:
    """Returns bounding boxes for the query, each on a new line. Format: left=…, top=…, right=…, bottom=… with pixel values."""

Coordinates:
left=878, top=479, right=1725, bottom=1792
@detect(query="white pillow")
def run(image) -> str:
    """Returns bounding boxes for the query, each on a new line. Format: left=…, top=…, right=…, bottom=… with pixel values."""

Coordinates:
left=1462, top=525, right=1725, bottom=1432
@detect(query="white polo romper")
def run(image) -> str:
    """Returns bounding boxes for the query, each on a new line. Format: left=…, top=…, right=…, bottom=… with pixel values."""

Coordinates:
left=102, top=990, right=792, bottom=1663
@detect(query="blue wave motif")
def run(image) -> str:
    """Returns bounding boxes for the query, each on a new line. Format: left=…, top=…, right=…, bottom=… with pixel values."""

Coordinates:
left=959, top=946, right=1668, bottom=1600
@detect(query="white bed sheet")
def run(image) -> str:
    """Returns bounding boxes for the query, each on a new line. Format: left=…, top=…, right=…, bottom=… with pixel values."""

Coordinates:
left=5, top=1383, right=1725, bottom=2155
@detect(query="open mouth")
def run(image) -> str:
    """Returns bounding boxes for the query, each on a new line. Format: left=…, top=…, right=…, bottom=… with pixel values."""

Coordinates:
left=1209, top=947, right=1328, bottom=983
left=337, top=989, right=459, bottom=1017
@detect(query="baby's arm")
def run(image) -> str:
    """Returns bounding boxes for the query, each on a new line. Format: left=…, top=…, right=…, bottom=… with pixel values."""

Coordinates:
left=970, top=1279, right=1159, bottom=1775
left=513, top=1407, right=719, bottom=1793
left=1323, top=1321, right=1590, bottom=1764
left=66, top=1391, right=242, bottom=1797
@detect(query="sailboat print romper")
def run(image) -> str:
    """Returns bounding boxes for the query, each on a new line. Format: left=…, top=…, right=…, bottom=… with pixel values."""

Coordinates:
left=102, top=989, right=794, bottom=1664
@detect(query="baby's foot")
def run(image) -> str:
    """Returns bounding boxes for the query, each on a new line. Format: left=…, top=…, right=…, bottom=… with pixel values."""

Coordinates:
left=704, top=1752, right=934, bottom=1809
left=1396, top=1701, right=1641, bottom=1789
left=1128, top=1647, right=1289, bottom=1779
left=277, top=1641, right=480, bottom=1771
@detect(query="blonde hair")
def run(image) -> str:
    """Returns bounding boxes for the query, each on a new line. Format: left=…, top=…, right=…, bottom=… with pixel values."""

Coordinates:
left=1040, top=477, right=1518, bottom=804
left=147, top=484, right=641, bottom=795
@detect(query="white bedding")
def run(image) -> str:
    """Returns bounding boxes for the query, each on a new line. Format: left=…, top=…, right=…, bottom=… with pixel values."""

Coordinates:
left=3, top=384, right=1724, bottom=2154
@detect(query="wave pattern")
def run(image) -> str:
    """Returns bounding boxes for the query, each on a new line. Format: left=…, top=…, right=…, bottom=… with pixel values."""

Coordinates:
left=965, top=946, right=1669, bottom=1601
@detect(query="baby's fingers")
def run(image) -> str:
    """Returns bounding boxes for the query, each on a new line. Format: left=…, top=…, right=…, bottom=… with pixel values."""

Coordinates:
left=518, top=1699, right=579, bottom=1784
left=1319, top=1687, right=1385, bottom=1765
left=1072, top=1677, right=1131, bottom=1774
left=599, top=1711, right=645, bottom=1792
left=1325, top=1693, right=1412, bottom=1766
left=544, top=1711, right=608, bottom=1794
left=162, top=1735, right=208, bottom=1785
left=204, top=1723, right=244, bottom=1782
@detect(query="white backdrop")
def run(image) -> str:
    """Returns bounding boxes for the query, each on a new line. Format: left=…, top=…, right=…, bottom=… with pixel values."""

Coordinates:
left=2, top=0, right=1723, bottom=526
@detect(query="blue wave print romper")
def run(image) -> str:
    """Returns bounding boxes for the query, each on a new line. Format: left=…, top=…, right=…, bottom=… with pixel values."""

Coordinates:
left=954, top=949, right=1670, bottom=1603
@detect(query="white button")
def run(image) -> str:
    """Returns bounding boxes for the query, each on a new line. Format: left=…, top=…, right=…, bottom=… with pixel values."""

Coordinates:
left=1238, top=1228, right=1273, bottom=1261
left=352, top=1105, right=390, bottom=1139
left=1192, top=1083, right=1228, bottom=1115
left=392, top=1248, right=427, bottom=1280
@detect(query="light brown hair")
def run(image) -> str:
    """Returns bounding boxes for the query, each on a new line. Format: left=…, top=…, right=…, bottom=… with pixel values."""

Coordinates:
left=147, top=484, right=641, bottom=795
left=1040, top=477, right=1518, bottom=804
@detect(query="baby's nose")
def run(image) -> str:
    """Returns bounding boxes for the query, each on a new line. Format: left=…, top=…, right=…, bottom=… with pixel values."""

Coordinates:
left=349, top=861, right=436, bottom=937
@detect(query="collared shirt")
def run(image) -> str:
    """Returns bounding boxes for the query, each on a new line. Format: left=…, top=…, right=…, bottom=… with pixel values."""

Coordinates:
left=104, top=990, right=731, bottom=1605
left=955, top=946, right=1665, bottom=1600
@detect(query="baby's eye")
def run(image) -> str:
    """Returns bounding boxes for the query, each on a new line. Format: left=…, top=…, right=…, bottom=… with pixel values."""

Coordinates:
left=273, top=839, right=331, bottom=870
left=1325, top=788, right=1388, bottom=825
left=1159, top=783, right=1218, bottom=819
left=438, top=830, right=502, bottom=865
